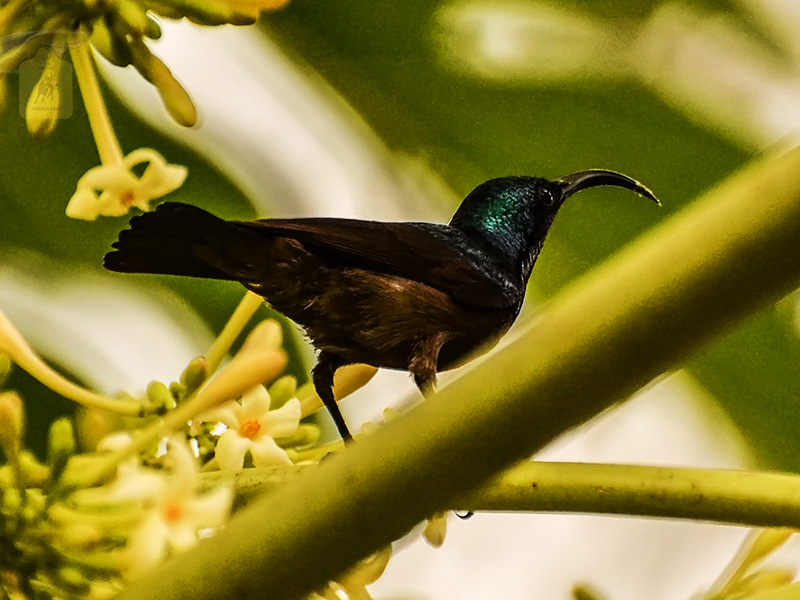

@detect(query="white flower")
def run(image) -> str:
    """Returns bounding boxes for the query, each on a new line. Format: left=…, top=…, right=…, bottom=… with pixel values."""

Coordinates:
left=66, top=148, right=187, bottom=221
left=63, top=433, right=163, bottom=507
left=92, top=433, right=165, bottom=505
left=121, top=439, right=233, bottom=578
left=201, top=385, right=301, bottom=470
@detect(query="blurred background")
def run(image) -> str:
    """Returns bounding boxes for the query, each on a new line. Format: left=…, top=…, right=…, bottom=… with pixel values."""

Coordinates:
left=3, top=0, right=800, bottom=598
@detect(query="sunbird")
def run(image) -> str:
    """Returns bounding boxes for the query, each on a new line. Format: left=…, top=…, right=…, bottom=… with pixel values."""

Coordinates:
left=105, top=169, right=657, bottom=440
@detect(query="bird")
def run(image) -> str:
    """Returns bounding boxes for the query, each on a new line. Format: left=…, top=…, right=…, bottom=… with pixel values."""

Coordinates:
left=104, top=169, right=657, bottom=440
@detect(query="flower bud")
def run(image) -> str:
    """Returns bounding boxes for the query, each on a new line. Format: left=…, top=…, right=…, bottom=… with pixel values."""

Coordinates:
left=18, top=450, right=49, bottom=486
left=742, top=529, right=794, bottom=569
left=300, top=363, right=378, bottom=417
left=47, top=417, right=76, bottom=478
left=333, top=364, right=378, bottom=400
left=76, top=408, right=119, bottom=452
left=57, top=566, right=90, bottom=594
left=130, top=38, right=196, bottom=127
left=170, top=381, right=186, bottom=402
left=275, top=424, right=319, bottom=449
left=147, top=380, right=175, bottom=412
left=144, top=14, right=162, bottom=39
left=735, top=568, right=795, bottom=596
left=194, top=350, right=286, bottom=414
left=241, top=319, right=282, bottom=354
left=180, top=357, right=210, bottom=396
left=268, top=375, right=297, bottom=409
left=90, top=19, right=133, bottom=67
left=0, top=33, right=47, bottom=74
left=423, top=512, right=448, bottom=548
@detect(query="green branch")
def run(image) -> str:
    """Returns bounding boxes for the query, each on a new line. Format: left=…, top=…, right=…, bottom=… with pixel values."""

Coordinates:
left=203, top=461, right=800, bottom=529
left=461, top=462, right=800, bottom=528
left=119, top=147, right=800, bottom=600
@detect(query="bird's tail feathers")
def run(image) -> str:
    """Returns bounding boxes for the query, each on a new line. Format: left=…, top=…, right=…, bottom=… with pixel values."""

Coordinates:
left=104, top=202, right=254, bottom=281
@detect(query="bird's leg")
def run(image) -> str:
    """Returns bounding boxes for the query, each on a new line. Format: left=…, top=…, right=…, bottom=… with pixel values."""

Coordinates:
left=312, top=352, right=352, bottom=442
left=409, top=332, right=451, bottom=399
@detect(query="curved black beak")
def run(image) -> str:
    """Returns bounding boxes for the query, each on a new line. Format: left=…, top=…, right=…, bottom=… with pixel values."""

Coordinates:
left=557, top=169, right=660, bottom=205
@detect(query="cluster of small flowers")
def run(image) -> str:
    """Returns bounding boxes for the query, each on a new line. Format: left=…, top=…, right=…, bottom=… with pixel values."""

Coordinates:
left=0, top=302, right=324, bottom=598
left=700, top=529, right=798, bottom=600
left=0, top=291, right=404, bottom=599
left=0, top=0, right=289, bottom=128
left=0, top=0, right=289, bottom=221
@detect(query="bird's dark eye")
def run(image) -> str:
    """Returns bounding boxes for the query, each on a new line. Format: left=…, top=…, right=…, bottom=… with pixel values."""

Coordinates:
left=537, top=186, right=556, bottom=207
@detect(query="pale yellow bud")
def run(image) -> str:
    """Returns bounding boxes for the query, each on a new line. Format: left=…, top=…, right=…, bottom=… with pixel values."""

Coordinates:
left=147, top=380, right=176, bottom=412
left=299, top=363, right=379, bottom=418
left=241, top=319, right=283, bottom=354
left=149, top=50, right=197, bottom=127
left=334, top=364, right=379, bottom=400
left=129, top=36, right=197, bottom=126
left=275, top=424, right=320, bottom=448
left=194, top=350, right=286, bottom=414
left=742, top=529, right=795, bottom=568
left=734, top=568, right=795, bottom=596
left=423, top=512, right=448, bottom=548
left=48, top=418, right=76, bottom=472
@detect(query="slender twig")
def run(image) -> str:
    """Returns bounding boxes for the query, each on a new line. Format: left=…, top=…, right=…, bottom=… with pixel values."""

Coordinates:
left=70, top=41, right=124, bottom=165
left=201, top=461, right=800, bottom=530
left=0, top=310, right=142, bottom=416
left=205, top=291, right=264, bottom=373
left=459, top=462, right=800, bottom=528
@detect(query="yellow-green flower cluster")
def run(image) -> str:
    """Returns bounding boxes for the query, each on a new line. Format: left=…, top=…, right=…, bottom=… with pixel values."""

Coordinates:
left=0, top=0, right=290, bottom=129
left=0, top=292, right=395, bottom=599
left=0, top=0, right=291, bottom=219
left=702, top=528, right=797, bottom=600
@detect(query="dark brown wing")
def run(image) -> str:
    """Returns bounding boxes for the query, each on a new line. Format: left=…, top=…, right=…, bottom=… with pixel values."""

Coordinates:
left=236, top=218, right=520, bottom=310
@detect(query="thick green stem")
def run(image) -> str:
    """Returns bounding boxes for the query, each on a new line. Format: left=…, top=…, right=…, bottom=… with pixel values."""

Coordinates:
left=118, top=147, right=800, bottom=600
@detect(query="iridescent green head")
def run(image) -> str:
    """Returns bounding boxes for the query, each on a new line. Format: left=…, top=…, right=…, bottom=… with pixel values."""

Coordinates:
left=449, top=169, right=658, bottom=274
left=451, top=169, right=657, bottom=239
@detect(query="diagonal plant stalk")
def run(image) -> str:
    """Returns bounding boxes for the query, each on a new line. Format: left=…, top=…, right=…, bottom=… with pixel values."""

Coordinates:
left=118, top=146, right=800, bottom=600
